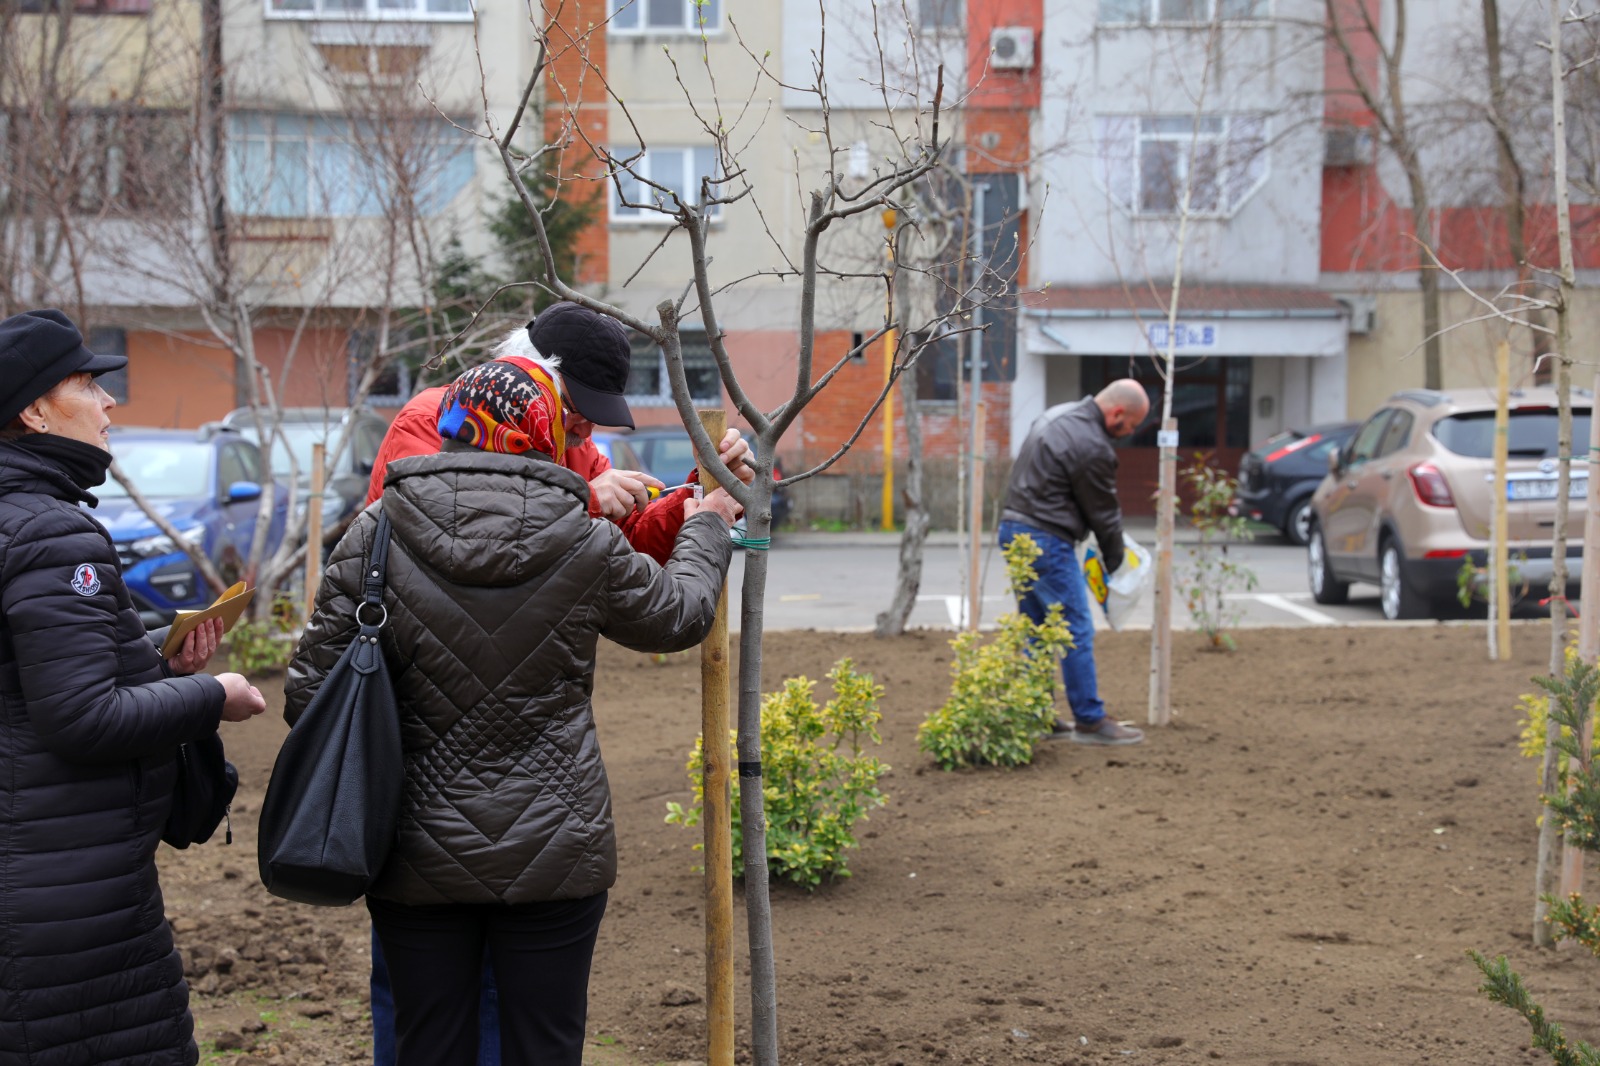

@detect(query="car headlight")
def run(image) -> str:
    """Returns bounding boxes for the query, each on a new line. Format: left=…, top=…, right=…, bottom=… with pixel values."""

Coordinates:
left=128, top=526, right=204, bottom=561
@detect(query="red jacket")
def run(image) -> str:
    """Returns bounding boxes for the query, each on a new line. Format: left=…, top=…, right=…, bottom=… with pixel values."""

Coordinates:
left=365, top=386, right=690, bottom=565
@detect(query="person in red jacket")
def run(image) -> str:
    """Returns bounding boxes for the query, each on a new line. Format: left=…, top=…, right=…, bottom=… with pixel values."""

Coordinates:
left=366, top=302, right=749, bottom=564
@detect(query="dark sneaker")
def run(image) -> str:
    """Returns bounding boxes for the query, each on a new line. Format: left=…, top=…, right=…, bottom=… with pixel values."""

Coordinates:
left=1070, top=718, right=1145, bottom=746
left=1043, top=718, right=1075, bottom=741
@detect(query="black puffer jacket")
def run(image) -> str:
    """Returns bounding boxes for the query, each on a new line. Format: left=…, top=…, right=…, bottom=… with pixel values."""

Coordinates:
left=1001, top=398, right=1126, bottom=573
left=284, top=447, right=731, bottom=906
left=0, top=443, right=226, bottom=1066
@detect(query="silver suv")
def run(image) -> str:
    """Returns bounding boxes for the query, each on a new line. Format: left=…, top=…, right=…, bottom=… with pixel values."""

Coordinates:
left=1308, top=387, right=1589, bottom=619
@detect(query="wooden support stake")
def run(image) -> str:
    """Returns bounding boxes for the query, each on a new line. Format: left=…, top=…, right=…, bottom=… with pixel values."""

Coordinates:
left=696, top=408, right=735, bottom=1066
left=304, top=442, right=325, bottom=624
left=1493, top=340, right=1512, bottom=660
left=1148, top=418, right=1177, bottom=727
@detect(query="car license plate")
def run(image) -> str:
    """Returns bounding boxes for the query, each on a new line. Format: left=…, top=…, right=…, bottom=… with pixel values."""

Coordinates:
left=1507, top=477, right=1589, bottom=501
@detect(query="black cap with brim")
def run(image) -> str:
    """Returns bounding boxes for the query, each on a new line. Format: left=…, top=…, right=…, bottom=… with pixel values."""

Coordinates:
left=562, top=376, right=635, bottom=430
left=0, top=309, right=129, bottom=427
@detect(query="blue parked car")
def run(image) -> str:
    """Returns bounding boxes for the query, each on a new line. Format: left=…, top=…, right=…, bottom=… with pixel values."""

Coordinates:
left=94, top=428, right=288, bottom=628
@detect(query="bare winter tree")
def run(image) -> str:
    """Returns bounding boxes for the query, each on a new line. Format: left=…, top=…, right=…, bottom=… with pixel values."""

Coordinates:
left=84, top=5, right=487, bottom=617
left=460, top=6, right=1021, bottom=1060
left=0, top=1, right=190, bottom=320
left=1322, top=0, right=1447, bottom=390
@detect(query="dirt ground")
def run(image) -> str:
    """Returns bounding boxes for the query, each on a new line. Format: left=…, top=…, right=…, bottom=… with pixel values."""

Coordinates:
left=158, top=623, right=1599, bottom=1065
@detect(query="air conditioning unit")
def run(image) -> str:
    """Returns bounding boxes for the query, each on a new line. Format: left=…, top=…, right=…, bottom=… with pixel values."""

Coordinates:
left=1336, top=295, right=1378, bottom=336
left=1324, top=125, right=1375, bottom=168
left=990, top=26, right=1035, bottom=70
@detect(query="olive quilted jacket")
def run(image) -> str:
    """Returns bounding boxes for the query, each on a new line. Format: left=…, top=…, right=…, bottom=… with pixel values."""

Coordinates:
left=283, top=447, right=731, bottom=905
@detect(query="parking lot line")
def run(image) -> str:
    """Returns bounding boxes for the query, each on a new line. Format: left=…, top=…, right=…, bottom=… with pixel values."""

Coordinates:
left=1249, top=593, right=1339, bottom=625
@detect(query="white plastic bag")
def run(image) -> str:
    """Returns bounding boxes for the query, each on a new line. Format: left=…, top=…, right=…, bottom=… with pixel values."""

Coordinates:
left=1084, top=533, right=1152, bottom=630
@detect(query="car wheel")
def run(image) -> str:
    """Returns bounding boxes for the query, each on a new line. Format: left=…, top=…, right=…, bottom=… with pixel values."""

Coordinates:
left=1378, top=538, right=1429, bottom=620
left=1308, top=523, right=1349, bottom=605
left=1284, top=499, right=1314, bottom=547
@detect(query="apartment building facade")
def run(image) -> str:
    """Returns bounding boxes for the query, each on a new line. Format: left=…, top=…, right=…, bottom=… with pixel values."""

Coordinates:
left=9, top=0, right=1599, bottom=525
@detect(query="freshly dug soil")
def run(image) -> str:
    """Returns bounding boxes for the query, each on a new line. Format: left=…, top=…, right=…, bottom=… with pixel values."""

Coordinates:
left=160, top=625, right=1597, bottom=1064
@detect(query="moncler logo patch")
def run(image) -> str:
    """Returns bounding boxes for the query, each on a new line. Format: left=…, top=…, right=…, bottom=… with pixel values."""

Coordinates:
left=70, top=564, right=102, bottom=597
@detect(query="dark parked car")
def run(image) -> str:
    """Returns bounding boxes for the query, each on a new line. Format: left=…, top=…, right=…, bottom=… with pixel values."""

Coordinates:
left=588, top=431, right=647, bottom=476
left=621, top=426, right=792, bottom=527
left=1235, top=421, right=1360, bottom=545
left=94, top=427, right=288, bottom=627
left=211, top=407, right=389, bottom=546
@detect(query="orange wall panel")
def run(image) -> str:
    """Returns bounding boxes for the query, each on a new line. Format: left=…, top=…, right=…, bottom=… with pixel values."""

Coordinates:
left=116, top=332, right=235, bottom=429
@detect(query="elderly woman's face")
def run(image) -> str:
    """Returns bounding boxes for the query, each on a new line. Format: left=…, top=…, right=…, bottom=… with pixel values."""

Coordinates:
left=32, top=373, right=115, bottom=451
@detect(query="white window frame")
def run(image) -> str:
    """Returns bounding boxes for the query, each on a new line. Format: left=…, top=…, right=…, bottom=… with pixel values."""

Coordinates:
left=264, top=0, right=472, bottom=23
left=625, top=332, right=722, bottom=406
left=608, top=0, right=721, bottom=35
left=229, top=112, right=474, bottom=220
left=1097, top=0, right=1270, bottom=26
left=1094, top=113, right=1269, bottom=220
left=609, top=146, right=723, bottom=225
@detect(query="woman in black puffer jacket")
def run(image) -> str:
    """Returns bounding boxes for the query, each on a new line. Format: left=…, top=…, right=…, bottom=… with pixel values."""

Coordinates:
left=0, top=310, right=268, bottom=1066
left=286, top=354, right=737, bottom=1066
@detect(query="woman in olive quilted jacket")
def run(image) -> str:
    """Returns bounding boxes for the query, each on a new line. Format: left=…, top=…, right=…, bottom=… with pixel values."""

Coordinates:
left=285, top=355, right=736, bottom=1066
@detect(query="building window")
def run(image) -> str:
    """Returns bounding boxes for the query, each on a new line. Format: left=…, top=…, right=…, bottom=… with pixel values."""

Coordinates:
left=266, top=0, right=471, bottom=21
left=608, top=0, right=720, bottom=34
left=348, top=330, right=413, bottom=407
left=87, top=328, right=129, bottom=404
left=227, top=113, right=474, bottom=219
left=625, top=333, right=721, bottom=405
left=1097, top=0, right=1268, bottom=23
left=16, top=0, right=152, bottom=12
left=1094, top=114, right=1268, bottom=217
left=911, top=330, right=960, bottom=403
left=610, top=147, right=723, bottom=223
left=0, top=110, right=187, bottom=216
left=918, top=0, right=960, bottom=30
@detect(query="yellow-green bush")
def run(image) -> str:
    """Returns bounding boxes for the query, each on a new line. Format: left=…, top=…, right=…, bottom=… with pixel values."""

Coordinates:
left=665, top=659, right=889, bottom=889
left=917, top=533, right=1073, bottom=770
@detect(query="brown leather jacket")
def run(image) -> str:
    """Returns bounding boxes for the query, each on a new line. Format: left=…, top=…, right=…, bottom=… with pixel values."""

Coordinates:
left=1000, top=398, right=1126, bottom=573
left=284, top=447, right=731, bottom=905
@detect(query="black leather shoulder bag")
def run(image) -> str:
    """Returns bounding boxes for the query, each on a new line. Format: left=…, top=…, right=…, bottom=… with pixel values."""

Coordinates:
left=258, top=510, right=404, bottom=906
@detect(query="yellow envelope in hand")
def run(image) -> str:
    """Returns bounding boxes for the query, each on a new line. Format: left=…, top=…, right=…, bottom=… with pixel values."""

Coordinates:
left=160, top=581, right=256, bottom=659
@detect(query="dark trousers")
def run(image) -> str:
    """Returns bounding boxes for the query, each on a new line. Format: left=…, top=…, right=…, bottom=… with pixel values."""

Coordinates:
left=366, top=892, right=608, bottom=1066
left=370, top=927, right=499, bottom=1065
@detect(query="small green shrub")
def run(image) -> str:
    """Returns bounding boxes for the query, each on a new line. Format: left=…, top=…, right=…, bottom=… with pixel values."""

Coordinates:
left=224, top=595, right=297, bottom=675
left=1472, top=653, right=1600, bottom=1063
left=1179, top=459, right=1257, bottom=651
left=665, top=659, right=889, bottom=889
left=917, top=533, right=1072, bottom=770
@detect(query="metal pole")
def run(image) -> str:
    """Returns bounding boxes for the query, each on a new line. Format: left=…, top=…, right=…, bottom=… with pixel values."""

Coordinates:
left=966, top=181, right=988, bottom=631
left=881, top=209, right=897, bottom=532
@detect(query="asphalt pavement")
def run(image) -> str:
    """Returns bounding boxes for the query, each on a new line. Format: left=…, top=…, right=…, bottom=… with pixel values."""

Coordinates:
left=724, top=521, right=1403, bottom=633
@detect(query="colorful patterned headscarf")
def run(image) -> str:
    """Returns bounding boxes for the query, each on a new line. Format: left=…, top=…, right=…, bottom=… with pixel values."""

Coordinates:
left=436, top=356, right=566, bottom=462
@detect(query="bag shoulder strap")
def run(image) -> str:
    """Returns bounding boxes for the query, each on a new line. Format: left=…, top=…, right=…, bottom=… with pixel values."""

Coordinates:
left=362, top=509, right=393, bottom=612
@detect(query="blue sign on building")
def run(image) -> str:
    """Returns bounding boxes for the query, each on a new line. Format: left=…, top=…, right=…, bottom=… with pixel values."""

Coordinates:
left=1146, top=322, right=1218, bottom=350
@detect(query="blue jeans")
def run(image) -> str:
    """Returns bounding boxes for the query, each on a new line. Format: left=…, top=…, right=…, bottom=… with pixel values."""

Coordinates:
left=372, top=926, right=499, bottom=1066
left=997, top=520, right=1105, bottom=726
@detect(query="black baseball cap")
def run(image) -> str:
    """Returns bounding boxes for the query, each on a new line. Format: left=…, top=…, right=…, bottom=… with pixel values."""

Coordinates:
left=0, top=310, right=128, bottom=426
left=526, top=302, right=636, bottom=429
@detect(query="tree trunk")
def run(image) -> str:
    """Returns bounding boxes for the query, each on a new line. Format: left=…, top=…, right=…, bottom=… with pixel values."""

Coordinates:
left=876, top=370, right=930, bottom=637
left=735, top=486, right=778, bottom=1065
left=1535, top=0, right=1578, bottom=946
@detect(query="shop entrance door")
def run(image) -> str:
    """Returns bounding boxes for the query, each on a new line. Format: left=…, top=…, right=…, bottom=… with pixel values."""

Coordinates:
left=1079, top=355, right=1252, bottom=517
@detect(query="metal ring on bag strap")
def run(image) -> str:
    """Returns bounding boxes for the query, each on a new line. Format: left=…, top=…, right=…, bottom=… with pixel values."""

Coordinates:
left=355, top=601, right=388, bottom=629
